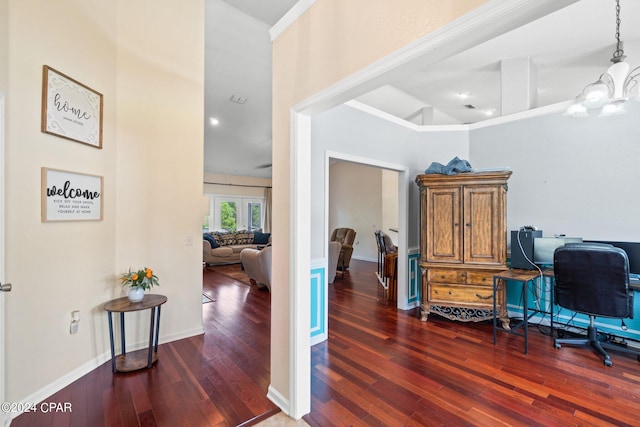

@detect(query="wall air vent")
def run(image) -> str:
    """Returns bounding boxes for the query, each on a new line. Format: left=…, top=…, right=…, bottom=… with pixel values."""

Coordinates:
left=229, top=95, right=248, bottom=104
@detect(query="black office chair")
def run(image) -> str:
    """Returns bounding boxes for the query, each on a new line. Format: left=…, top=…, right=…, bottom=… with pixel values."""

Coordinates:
left=553, top=243, right=640, bottom=366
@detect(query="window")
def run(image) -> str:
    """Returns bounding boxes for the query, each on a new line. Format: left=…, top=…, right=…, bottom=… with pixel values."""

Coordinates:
left=220, top=201, right=238, bottom=231
left=205, top=195, right=264, bottom=232
left=248, top=202, right=262, bottom=231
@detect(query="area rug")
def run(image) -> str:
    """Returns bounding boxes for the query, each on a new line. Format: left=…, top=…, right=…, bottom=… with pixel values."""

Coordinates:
left=202, top=293, right=216, bottom=303
left=212, top=265, right=252, bottom=286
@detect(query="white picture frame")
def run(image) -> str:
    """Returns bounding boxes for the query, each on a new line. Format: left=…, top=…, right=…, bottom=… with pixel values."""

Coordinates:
left=41, top=65, right=103, bottom=148
left=41, top=168, right=104, bottom=222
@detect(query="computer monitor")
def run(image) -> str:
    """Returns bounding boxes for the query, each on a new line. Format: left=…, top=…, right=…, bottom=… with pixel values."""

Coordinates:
left=533, top=237, right=583, bottom=265
left=586, top=240, right=640, bottom=275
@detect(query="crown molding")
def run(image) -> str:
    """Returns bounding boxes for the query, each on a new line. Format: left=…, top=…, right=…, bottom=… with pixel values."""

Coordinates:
left=293, top=0, right=577, bottom=116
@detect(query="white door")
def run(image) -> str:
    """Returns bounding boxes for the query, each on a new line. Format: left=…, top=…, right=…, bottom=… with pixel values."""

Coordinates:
left=0, top=93, right=8, bottom=427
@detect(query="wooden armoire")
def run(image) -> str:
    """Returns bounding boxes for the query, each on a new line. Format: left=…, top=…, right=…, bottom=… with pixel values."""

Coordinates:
left=415, top=171, right=512, bottom=326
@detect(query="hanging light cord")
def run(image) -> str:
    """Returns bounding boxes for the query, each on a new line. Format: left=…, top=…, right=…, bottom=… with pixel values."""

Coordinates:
left=611, top=0, right=626, bottom=63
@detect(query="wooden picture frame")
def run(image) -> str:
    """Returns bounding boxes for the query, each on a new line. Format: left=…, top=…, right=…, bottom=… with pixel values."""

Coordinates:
left=41, top=168, right=104, bottom=222
left=41, top=65, right=103, bottom=148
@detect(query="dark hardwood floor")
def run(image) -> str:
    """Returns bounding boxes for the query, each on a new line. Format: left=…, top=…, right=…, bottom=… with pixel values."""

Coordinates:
left=305, top=260, right=640, bottom=426
left=12, top=265, right=278, bottom=427
left=13, top=259, right=640, bottom=426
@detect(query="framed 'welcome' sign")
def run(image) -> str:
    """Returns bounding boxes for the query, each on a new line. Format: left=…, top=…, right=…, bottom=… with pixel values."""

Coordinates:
left=41, top=65, right=103, bottom=148
left=41, top=168, right=103, bottom=222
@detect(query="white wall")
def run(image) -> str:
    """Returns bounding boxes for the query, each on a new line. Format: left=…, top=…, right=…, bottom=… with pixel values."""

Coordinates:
left=204, top=172, right=272, bottom=198
left=470, top=102, right=640, bottom=244
left=311, top=104, right=469, bottom=260
left=4, top=0, right=204, bottom=406
left=317, top=101, right=640, bottom=259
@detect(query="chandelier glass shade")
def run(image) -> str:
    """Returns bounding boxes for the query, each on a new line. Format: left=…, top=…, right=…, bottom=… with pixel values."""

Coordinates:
left=566, top=0, right=640, bottom=117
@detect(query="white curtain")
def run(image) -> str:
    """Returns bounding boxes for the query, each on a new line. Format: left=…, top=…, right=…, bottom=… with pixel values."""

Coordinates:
left=264, top=187, right=272, bottom=233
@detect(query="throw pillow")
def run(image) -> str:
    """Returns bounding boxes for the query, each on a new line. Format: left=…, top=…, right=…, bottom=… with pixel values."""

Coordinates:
left=253, top=232, right=271, bottom=245
left=203, top=233, right=219, bottom=248
left=235, top=231, right=254, bottom=245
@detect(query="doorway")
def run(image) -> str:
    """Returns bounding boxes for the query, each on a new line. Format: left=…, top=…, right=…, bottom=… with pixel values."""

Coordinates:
left=326, top=155, right=407, bottom=306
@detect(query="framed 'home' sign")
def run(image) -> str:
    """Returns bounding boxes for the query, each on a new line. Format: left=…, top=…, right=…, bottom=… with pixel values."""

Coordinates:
left=41, top=168, right=103, bottom=222
left=41, top=65, right=103, bottom=148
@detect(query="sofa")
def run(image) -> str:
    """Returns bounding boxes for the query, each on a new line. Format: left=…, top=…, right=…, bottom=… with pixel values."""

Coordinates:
left=203, top=230, right=271, bottom=265
left=240, top=246, right=272, bottom=291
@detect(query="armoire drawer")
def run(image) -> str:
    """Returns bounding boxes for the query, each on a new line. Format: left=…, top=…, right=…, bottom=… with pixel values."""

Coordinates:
left=428, top=269, right=495, bottom=286
left=465, top=271, right=495, bottom=286
left=428, top=269, right=466, bottom=284
left=428, top=283, right=496, bottom=305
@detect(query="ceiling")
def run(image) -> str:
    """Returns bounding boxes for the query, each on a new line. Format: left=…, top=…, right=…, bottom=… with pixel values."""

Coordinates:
left=204, top=0, right=640, bottom=179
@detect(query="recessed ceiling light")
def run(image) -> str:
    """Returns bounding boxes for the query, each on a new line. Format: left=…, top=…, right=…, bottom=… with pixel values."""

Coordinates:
left=229, top=95, right=248, bottom=104
left=484, top=109, right=496, bottom=116
left=457, top=91, right=471, bottom=99
left=209, top=117, right=220, bottom=126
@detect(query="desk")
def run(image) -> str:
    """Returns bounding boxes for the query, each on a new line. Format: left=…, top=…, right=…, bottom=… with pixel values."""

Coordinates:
left=104, top=294, right=167, bottom=373
left=493, top=269, right=552, bottom=354
left=494, top=268, right=640, bottom=354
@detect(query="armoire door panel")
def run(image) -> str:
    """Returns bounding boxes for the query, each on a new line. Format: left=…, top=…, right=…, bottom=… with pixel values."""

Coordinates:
left=426, top=187, right=461, bottom=263
left=464, top=186, right=501, bottom=264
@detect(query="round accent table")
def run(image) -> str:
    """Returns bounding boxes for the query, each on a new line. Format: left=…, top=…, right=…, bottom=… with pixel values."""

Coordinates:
left=103, top=294, right=167, bottom=373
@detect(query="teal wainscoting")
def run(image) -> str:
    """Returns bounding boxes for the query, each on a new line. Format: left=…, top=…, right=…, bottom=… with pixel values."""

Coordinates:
left=310, top=265, right=327, bottom=346
left=408, top=252, right=421, bottom=306
left=505, top=274, right=640, bottom=342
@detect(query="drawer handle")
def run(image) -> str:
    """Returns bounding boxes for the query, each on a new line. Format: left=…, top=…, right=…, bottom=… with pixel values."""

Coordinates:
left=476, top=294, right=492, bottom=300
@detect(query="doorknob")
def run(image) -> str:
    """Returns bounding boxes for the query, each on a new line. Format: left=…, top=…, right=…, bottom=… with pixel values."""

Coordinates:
left=0, top=282, right=12, bottom=292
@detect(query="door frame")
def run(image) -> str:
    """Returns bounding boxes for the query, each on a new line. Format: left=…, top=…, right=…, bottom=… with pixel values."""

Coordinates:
left=284, top=0, right=576, bottom=419
left=1, top=91, right=7, bottom=427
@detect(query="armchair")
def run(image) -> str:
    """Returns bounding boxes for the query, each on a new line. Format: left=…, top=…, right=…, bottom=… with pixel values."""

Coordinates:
left=330, top=228, right=356, bottom=269
left=327, top=241, right=342, bottom=283
left=553, top=242, right=640, bottom=366
left=240, top=246, right=272, bottom=291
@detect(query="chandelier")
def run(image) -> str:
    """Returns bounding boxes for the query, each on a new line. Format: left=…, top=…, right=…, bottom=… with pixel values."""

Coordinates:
left=566, top=0, right=640, bottom=117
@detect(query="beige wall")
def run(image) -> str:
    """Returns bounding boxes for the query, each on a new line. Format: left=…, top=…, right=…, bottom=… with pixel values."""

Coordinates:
left=4, top=0, right=204, bottom=404
left=0, top=0, right=7, bottom=93
left=329, top=162, right=382, bottom=261
left=381, top=169, right=399, bottom=247
left=272, top=0, right=488, bottom=410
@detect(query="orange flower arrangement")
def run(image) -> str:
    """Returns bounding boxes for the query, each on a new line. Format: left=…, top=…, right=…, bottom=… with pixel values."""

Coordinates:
left=121, top=267, right=159, bottom=291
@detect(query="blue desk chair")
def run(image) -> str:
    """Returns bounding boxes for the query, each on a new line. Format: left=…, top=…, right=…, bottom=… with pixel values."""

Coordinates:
left=554, top=243, right=640, bottom=366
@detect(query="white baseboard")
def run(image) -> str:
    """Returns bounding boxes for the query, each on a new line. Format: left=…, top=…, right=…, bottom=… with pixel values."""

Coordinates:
left=10, top=327, right=204, bottom=420
left=398, top=301, right=419, bottom=311
left=310, top=333, right=327, bottom=346
left=267, top=384, right=290, bottom=416
left=10, top=353, right=110, bottom=421
left=352, top=255, right=377, bottom=263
